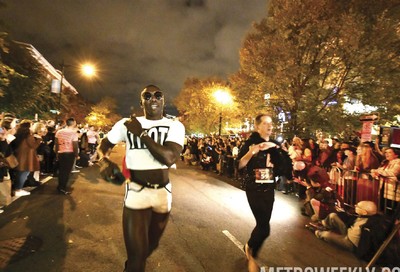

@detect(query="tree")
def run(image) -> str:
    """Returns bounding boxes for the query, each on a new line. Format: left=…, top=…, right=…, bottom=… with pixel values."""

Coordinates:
left=0, top=33, right=14, bottom=97
left=85, top=97, right=121, bottom=129
left=0, top=38, right=59, bottom=119
left=0, top=35, right=92, bottom=121
left=62, top=92, right=92, bottom=123
left=230, top=0, right=400, bottom=138
left=174, top=77, right=239, bottom=135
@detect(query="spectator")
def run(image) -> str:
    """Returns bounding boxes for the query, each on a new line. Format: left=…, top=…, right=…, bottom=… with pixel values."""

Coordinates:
left=55, top=118, right=79, bottom=195
left=87, top=125, right=100, bottom=156
left=314, top=201, right=380, bottom=256
left=0, top=127, right=12, bottom=181
left=288, top=136, right=303, bottom=162
left=182, top=145, right=193, bottom=165
left=336, top=147, right=357, bottom=171
left=355, top=142, right=380, bottom=173
left=371, top=147, right=400, bottom=205
left=308, top=138, right=320, bottom=164
left=301, top=165, right=336, bottom=221
left=331, top=149, right=345, bottom=168
left=42, top=120, right=56, bottom=175
left=200, top=145, right=213, bottom=171
left=316, top=139, right=333, bottom=170
left=32, top=122, right=48, bottom=180
left=290, top=137, right=312, bottom=198
left=12, top=120, right=42, bottom=196
left=232, top=140, right=240, bottom=180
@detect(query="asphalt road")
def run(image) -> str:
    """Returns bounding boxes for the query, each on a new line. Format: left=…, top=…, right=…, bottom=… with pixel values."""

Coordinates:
left=0, top=144, right=366, bottom=272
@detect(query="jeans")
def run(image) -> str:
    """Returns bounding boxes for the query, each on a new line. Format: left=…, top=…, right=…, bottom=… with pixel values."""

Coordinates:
left=319, top=213, right=355, bottom=251
left=16, top=171, right=30, bottom=190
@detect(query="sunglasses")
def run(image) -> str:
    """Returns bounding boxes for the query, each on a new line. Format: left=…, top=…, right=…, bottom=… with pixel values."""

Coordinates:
left=142, top=91, right=164, bottom=101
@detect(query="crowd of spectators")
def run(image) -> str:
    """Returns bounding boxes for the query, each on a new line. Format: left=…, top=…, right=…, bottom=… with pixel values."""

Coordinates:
left=181, top=133, right=400, bottom=265
left=0, top=112, right=103, bottom=213
left=1, top=112, right=399, bottom=264
left=181, top=134, right=400, bottom=216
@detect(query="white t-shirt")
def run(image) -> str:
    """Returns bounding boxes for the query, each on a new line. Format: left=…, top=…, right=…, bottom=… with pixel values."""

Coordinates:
left=107, top=117, right=185, bottom=170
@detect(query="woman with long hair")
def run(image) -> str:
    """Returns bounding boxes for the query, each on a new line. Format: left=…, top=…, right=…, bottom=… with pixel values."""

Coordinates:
left=355, top=142, right=380, bottom=173
left=12, top=120, right=42, bottom=196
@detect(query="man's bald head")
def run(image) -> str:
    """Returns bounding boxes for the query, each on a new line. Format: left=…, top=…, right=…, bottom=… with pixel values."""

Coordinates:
left=356, top=201, right=377, bottom=216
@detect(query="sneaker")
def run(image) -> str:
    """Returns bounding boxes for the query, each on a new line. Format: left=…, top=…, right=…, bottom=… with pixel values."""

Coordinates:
left=305, top=224, right=317, bottom=232
left=15, top=190, right=31, bottom=197
left=308, top=222, right=328, bottom=231
left=75, top=165, right=83, bottom=169
left=315, top=230, right=323, bottom=239
left=71, top=169, right=80, bottom=173
left=0, top=209, right=3, bottom=214
left=57, top=188, right=72, bottom=195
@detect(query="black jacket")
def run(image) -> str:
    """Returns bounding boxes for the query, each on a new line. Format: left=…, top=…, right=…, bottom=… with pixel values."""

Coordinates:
left=237, top=132, right=293, bottom=190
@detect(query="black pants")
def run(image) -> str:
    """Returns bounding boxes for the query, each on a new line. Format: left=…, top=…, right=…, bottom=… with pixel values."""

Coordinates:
left=246, top=187, right=275, bottom=258
left=58, top=152, right=75, bottom=190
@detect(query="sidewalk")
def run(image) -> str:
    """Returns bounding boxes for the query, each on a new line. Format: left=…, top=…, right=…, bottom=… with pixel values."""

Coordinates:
left=11, top=175, right=54, bottom=202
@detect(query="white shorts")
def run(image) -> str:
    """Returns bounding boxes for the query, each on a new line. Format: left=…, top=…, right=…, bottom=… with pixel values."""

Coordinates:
left=124, top=181, right=172, bottom=213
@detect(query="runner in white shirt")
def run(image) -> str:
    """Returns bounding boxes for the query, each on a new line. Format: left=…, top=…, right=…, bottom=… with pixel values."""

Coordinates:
left=98, top=85, right=185, bottom=272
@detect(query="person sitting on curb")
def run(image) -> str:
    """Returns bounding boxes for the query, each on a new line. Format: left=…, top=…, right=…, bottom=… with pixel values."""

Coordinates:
left=299, top=165, right=337, bottom=221
left=314, top=201, right=378, bottom=253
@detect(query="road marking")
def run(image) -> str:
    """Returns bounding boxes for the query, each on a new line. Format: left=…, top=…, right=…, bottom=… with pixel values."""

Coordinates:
left=222, top=230, right=244, bottom=252
left=40, top=176, right=53, bottom=184
left=222, top=230, right=268, bottom=271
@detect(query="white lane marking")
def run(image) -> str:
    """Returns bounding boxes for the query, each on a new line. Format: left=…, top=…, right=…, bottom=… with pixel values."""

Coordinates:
left=40, top=176, right=53, bottom=184
left=222, top=230, right=244, bottom=253
left=222, top=230, right=268, bottom=271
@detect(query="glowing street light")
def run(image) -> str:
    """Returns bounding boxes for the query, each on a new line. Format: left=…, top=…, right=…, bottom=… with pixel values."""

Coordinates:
left=81, top=63, right=96, bottom=77
left=53, top=61, right=97, bottom=121
left=213, top=88, right=233, bottom=135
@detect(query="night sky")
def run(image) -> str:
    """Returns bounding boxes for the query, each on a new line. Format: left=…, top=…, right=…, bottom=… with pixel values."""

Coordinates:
left=0, top=0, right=268, bottom=116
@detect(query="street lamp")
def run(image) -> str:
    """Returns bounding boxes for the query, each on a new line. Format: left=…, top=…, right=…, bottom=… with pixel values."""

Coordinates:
left=53, top=61, right=96, bottom=120
left=213, top=88, right=233, bottom=136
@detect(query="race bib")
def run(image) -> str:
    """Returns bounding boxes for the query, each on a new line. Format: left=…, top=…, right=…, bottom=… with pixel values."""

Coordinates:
left=254, top=167, right=274, bottom=183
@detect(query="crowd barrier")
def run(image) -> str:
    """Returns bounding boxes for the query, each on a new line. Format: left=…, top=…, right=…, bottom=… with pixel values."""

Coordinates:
left=329, top=166, right=399, bottom=215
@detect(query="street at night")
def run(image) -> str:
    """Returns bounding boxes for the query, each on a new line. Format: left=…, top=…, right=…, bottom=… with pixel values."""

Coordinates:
left=1, top=1, right=399, bottom=271
left=0, top=144, right=365, bottom=272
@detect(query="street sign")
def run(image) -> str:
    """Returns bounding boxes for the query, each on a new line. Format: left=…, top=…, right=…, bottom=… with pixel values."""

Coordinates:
left=359, top=113, right=379, bottom=121
left=51, top=79, right=61, bottom=94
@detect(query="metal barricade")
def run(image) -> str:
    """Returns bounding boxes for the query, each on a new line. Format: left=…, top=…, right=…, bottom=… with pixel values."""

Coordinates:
left=329, top=166, right=344, bottom=199
left=355, top=172, right=379, bottom=208
left=330, top=170, right=380, bottom=208
left=339, top=170, right=357, bottom=207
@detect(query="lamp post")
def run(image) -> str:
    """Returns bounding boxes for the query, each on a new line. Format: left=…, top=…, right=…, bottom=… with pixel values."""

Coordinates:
left=53, top=61, right=96, bottom=121
left=213, top=88, right=233, bottom=136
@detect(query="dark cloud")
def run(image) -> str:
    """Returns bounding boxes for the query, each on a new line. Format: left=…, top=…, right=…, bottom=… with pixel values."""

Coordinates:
left=1, top=0, right=268, bottom=116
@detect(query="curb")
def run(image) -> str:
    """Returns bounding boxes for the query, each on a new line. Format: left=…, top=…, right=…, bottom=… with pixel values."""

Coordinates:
left=8, top=175, right=53, bottom=205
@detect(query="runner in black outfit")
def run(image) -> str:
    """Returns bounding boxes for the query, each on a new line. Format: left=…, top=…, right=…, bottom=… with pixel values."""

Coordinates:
left=237, top=114, right=291, bottom=272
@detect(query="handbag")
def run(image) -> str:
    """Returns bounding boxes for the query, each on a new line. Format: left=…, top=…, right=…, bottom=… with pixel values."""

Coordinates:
left=5, top=154, right=19, bottom=169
